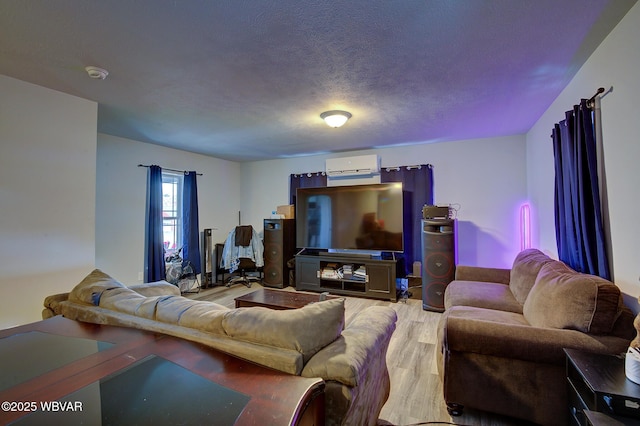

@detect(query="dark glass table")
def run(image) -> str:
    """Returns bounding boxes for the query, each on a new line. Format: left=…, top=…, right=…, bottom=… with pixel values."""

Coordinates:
left=0, top=316, right=324, bottom=425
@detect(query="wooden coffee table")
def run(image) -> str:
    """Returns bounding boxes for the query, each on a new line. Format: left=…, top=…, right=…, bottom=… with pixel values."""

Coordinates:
left=235, top=288, right=340, bottom=310
left=0, top=316, right=324, bottom=425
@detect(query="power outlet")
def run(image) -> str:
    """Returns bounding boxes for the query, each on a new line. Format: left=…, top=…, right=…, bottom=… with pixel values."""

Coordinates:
left=138, top=272, right=143, bottom=282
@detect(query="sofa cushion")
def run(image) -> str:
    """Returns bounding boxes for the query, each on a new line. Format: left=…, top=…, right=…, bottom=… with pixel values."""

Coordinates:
left=155, top=296, right=202, bottom=324
left=99, top=287, right=146, bottom=315
left=134, top=295, right=173, bottom=320
left=445, top=280, right=523, bottom=313
left=222, top=298, right=345, bottom=362
left=438, top=305, right=629, bottom=365
left=509, top=249, right=554, bottom=305
left=440, top=305, right=532, bottom=333
left=523, top=261, right=622, bottom=334
left=69, top=269, right=127, bottom=306
left=176, top=300, right=229, bottom=334
left=129, top=281, right=180, bottom=297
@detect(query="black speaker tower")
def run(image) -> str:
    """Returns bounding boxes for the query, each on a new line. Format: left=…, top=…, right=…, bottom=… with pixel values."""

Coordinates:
left=263, top=219, right=296, bottom=288
left=421, top=219, right=456, bottom=312
left=201, top=228, right=214, bottom=288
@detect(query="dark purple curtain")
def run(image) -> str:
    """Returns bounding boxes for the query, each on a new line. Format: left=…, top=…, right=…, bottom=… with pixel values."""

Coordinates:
left=289, top=172, right=327, bottom=205
left=552, top=99, right=610, bottom=279
left=145, top=165, right=166, bottom=282
left=182, top=171, right=201, bottom=274
left=382, top=165, right=434, bottom=276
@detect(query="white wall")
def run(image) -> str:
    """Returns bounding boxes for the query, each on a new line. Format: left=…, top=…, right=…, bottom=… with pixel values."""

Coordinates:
left=96, top=134, right=241, bottom=284
left=96, top=134, right=526, bottom=290
left=240, top=135, right=528, bottom=269
left=0, top=75, right=97, bottom=329
left=526, top=2, right=640, bottom=300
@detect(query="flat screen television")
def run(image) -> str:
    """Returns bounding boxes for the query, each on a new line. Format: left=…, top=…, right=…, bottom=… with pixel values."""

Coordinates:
left=296, top=182, right=404, bottom=253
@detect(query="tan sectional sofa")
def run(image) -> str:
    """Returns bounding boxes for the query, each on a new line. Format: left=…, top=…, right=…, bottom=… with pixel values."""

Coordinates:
left=43, top=270, right=398, bottom=426
left=437, top=249, right=635, bottom=425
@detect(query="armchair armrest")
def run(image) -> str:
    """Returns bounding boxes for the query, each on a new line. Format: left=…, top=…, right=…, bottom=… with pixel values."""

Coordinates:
left=455, top=265, right=511, bottom=284
left=42, top=292, right=70, bottom=319
left=442, top=314, right=630, bottom=365
left=302, top=307, right=397, bottom=426
left=301, top=306, right=397, bottom=386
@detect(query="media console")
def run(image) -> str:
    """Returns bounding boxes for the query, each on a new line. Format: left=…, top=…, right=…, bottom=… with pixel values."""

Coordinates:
left=295, top=251, right=397, bottom=302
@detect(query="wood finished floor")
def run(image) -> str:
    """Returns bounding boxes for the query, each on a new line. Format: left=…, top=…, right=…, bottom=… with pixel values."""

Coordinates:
left=188, top=283, right=521, bottom=426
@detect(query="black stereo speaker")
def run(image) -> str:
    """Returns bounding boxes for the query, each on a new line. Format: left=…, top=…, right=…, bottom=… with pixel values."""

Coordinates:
left=201, top=228, right=214, bottom=288
left=422, top=219, right=456, bottom=312
left=263, top=219, right=296, bottom=288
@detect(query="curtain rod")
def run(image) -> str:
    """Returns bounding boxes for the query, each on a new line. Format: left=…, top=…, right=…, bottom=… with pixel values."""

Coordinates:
left=586, top=87, right=605, bottom=109
left=137, top=164, right=203, bottom=176
left=384, top=164, right=433, bottom=172
left=293, top=171, right=326, bottom=177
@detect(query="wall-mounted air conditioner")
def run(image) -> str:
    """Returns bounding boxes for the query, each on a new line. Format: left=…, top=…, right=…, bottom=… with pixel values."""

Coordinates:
left=325, top=155, right=380, bottom=177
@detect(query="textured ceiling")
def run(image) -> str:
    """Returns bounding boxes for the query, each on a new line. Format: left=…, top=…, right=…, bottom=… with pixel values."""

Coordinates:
left=0, top=0, right=636, bottom=162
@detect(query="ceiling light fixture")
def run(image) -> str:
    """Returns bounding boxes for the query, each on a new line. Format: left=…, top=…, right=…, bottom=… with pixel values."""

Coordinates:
left=320, top=110, right=352, bottom=128
left=85, top=66, right=109, bottom=80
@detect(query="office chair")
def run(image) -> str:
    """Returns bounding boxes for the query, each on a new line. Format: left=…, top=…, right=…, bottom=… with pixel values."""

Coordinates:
left=220, top=225, right=263, bottom=288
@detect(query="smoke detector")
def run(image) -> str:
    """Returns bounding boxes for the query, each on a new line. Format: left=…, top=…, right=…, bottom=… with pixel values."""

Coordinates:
left=85, top=66, right=109, bottom=80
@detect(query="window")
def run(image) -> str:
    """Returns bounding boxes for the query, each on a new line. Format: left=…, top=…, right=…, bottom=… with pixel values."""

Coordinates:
left=162, top=172, right=184, bottom=252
